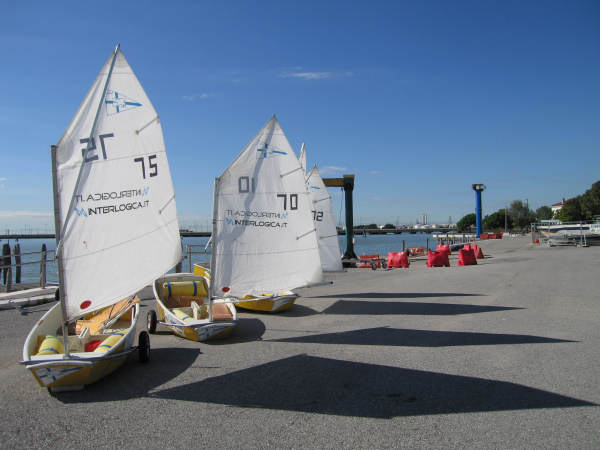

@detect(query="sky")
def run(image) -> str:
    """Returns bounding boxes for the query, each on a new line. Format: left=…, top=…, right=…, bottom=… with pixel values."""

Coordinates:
left=1, top=0, right=599, bottom=231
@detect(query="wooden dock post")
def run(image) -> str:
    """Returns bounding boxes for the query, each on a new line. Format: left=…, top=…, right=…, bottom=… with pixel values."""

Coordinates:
left=2, top=243, right=10, bottom=286
left=402, top=240, right=405, bottom=251
left=40, top=244, right=47, bottom=288
left=187, top=246, right=192, bottom=273
left=14, top=243, right=21, bottom=284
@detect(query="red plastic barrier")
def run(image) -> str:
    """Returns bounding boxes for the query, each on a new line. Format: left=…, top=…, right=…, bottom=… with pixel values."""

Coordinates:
left=387, top=251, right=409, bottom=269
left=458, top=248, right=477, bottom=266
left=480, top=233, right=489, bottom=240
left=489, top=233, right=497, bottom=239
left=474, top=245, right=484, bottom=259
left=436, top=244, right=451, bottom=255
left=359, top=254, right=381, bottom=268
left=426, top=250, right=450, bottom=267
left=464, top=243, right=471, bottom=251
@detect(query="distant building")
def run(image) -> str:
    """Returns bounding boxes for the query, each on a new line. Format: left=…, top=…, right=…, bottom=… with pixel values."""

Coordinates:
left=551, top=197, right=576, bottom=215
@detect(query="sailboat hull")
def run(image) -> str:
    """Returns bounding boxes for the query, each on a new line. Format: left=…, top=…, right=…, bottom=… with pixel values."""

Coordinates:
left=153, top=273, right=237, bottom=342
left=22, top=301, right=140, bottom=391
left=235, top=293, right=298, bottom=312
left=192, top=264, right=298, bottom=313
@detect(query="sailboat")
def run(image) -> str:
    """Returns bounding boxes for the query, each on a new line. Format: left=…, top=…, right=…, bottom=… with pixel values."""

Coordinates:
left=306, top=165, right=343, bottom=272
left=21, top=45, right=182, bottom=391
left=214, top=115, right=321, bottom=312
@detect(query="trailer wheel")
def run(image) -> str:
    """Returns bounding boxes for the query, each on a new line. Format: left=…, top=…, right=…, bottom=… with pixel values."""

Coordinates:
left=138, top=331, right=150, bottom=363
left=147, top=310, right=157, bottom=334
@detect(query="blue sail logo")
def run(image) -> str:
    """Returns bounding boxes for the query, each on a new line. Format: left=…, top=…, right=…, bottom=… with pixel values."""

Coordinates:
left=105, top=90, right=142, bottom=115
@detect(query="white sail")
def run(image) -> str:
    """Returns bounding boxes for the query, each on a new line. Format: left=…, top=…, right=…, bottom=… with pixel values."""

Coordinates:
left=298, top=142, right=306, bottom=173
left=306, top=166, right=343, bottom=272
left=211, top=116, right=322, bottom=297
left=54, top=47, right=181, bottom=320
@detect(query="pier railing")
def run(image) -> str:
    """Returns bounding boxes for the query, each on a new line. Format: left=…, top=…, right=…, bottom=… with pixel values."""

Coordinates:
left=183, top=244, right=211, bottom=273
left=1, top=243, right=54, bottom=292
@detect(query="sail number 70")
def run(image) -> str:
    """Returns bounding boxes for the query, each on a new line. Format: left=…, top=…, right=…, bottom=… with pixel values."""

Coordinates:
left=277, top=194, right=298, bottom=210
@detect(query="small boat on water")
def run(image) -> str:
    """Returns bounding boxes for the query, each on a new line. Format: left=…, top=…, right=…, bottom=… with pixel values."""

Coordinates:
left=21, top=45, right=182, bottom=391
left=537, top=219, right=600, bottom=245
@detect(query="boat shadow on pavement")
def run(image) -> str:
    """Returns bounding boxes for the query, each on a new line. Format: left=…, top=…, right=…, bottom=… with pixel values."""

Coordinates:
left=267, top=327, right=576, bottom=347
left=51, top=347, right=201, bottom=404
left=148, top=354, right=596, bottom=419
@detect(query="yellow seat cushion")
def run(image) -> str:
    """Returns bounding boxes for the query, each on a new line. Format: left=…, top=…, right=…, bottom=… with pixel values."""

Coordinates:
left=93, top=330, right=126, bottom=353
left=161, top=281, right=208, bottom=299
left=172, top=308, right=194, bottom=322
left=37, top=335, right=65, bottom=355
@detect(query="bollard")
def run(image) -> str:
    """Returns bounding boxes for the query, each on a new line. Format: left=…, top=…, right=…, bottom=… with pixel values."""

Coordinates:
left=187, top=246, right=192, bottom=273
left=14, top=243, right=21, bottom=284
left=402, top=240, right=405, bottom=252
left=40, top=244, right=47, bottom=288
left=6, top=266, right=12, bottom=292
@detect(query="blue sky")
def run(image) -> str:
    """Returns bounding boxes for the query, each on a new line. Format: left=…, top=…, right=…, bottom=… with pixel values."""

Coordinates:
left=1, top=0, right=599, bottom=230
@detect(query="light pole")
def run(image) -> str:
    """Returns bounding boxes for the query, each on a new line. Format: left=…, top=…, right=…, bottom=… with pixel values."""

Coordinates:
left=472, top=184, right=485, bottom=238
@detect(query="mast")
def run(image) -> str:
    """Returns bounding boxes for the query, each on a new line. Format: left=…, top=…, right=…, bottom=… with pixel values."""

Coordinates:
left=208, top=177, right=220, bottom=322
left=57, top=44, right=120, bottom=249
left=51, top=145, right=70, bottom=357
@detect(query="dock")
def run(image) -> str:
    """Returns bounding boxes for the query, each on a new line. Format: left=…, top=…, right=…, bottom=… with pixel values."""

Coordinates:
left=0, top=236, right=598, bottom=448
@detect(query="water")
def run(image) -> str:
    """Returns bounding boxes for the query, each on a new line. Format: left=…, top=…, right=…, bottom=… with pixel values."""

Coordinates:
left=3, top=233, right=438, bottom=284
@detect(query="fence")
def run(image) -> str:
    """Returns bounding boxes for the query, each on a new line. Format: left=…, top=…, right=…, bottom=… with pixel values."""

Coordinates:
left=1, top=243, right=54, bottom=292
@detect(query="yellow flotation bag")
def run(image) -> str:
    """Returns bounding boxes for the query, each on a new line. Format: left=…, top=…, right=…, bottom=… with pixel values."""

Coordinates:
left=94, top=330, right=126, bottom=353
left=37, top=335, right=65, bottom=355
left=193, top=264, right=211, bottom=279
left=172, top=308, right=194, bottom=322
left=161, top=281, right=208, bottom=299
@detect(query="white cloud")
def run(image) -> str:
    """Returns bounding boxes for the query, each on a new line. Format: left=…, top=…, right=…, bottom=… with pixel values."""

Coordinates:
left=280, top=70, right=353, bottom=80
left=319, top=165, right=347, bottom=175
left=182, top=93, right=212, bottom=101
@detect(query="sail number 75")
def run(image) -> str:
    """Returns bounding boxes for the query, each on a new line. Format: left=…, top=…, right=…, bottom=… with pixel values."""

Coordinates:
left=134, top=155, right=158, bottom=179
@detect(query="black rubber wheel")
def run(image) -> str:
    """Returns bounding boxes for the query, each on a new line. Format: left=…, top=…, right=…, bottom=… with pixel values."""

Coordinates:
left=147, top=310, right=157, bottom=334
left=138, top=331, right=150, bottom=363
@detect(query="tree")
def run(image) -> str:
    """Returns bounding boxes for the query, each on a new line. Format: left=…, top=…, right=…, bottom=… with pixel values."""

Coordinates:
left=457, top=213, right=476, bottom=232
left=556, top=198, right=583, bottom=222
left=535, top=206, right=553, bottom=221
left=383, top=223, right=396, bottom=229
left=580, top=181, right=600, bottom=220
left=509, top=200, right=536, bottom=228
left=483, top=209, right=511, bottom=230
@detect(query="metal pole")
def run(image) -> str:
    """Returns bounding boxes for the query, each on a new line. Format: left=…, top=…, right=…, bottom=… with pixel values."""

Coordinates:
left=475, top=190, right=482, bottom=238
left=402, top=240, right=405, bottom=252
left=51, top=145, right=70, bottom=357
left=342, top=175, right=357, bottom=262
left=187, top=245, right=192, bottom=273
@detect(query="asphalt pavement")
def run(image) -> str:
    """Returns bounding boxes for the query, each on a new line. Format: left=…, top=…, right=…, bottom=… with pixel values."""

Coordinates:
left=0, top=236, right=598, bottom=448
